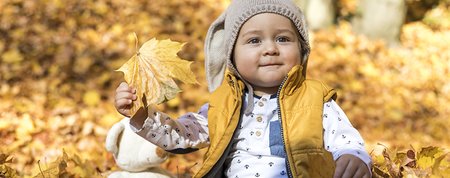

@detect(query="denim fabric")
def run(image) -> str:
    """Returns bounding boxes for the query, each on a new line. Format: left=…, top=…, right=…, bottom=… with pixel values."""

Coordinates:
left=269, top=120, right=286, bottom=157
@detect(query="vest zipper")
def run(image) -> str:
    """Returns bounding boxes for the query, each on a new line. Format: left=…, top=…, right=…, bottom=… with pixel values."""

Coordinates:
left=276, top=76, right=293, bottom=178
left=204, top=91, right=244, bottom=177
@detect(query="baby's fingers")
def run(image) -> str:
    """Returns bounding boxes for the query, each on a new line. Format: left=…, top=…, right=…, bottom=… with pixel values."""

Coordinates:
left=116, top=82, right=129, bottom=92
left=115, top=91, right=137, bottom=101
left=334, top=157, right=349, bottom=178
left=116, top=82, right=136, bottom=93
left=115, top=98, right=132, bottom=117
left=353, top=166, right=370, bottom=178
left=115, top=98, right=133, bottom=107
left=341, top=162, right=358, bottom=178
left=334, top=154, right=370, bottom=178
left=117, top=108, right=131, bottom=118
left=354, top=162, right=371, bottom=178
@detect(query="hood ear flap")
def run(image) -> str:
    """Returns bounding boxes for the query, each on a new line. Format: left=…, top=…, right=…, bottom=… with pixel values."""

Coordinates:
left=205, top=10, right=227, bottom=93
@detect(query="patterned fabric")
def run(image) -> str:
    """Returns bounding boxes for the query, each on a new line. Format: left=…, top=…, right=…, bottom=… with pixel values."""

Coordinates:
left=225, top=93, right=287, bottom=177
left=134, top=104, right=210, bottom=150
left=323, top=101, right=372, bottom=164
left=132, top=92, right=372, bottom=176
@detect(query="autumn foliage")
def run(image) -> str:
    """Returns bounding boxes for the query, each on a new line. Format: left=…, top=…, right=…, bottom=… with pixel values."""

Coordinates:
left=0, top=0, right=449, bottom=177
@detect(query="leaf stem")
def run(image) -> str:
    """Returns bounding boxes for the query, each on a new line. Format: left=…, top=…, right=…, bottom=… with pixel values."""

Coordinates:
left=134, top=32, right=140, bottom=56
left=37, top=160, right=46, bottom=178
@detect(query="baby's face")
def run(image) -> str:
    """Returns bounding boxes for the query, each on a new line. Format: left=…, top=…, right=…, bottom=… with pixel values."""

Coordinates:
left=233, top=13, right=301, bottom=95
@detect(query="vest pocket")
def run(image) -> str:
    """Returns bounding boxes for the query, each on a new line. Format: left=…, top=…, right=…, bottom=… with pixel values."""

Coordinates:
left=291, top=149, right=336, bottom=177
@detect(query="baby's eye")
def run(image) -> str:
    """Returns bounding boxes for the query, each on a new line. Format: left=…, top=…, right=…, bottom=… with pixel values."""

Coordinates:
left=247, top=38, right=261, bottom=44
left=276, top=36, right=290, bottom=42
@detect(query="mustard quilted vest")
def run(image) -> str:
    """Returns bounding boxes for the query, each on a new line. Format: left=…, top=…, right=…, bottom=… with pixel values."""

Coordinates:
left=195, top=65, right=337, bottom=178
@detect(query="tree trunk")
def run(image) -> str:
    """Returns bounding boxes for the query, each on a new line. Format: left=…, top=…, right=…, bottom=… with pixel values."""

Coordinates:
left=293, top=0, right=336, bottom=30
left=352, top=0, right=406, bottom=46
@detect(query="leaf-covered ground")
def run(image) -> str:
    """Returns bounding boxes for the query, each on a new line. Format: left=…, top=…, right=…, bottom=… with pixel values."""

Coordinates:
left=0, top=0, right=449, bottom=177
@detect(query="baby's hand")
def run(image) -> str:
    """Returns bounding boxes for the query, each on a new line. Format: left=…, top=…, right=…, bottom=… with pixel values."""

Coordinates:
left=334, top=154, right=370, bottom=178
left=114, top=82, right=137, bottom=117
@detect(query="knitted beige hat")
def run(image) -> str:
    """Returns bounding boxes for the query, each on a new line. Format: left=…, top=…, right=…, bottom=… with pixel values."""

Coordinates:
left=205, top=0, right=310, bottom=93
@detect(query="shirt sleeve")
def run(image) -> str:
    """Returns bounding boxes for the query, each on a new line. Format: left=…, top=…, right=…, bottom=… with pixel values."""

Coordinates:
left=130, top=103, right=210, bottom=150
left=322, top=100, right=372, bottom=169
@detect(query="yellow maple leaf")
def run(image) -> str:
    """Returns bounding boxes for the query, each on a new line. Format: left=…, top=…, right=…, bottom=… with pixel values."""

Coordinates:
left=116, top=34, right=198, bottom=116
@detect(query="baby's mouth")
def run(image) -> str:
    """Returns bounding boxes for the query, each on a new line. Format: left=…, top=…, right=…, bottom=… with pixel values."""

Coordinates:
left=259, top=63, right=281, bottom=67
left=259, top=63, right=282, bottom=70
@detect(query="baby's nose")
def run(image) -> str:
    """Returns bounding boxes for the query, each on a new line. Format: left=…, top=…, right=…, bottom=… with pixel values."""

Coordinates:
left=263, top=42, right=279, bottom=56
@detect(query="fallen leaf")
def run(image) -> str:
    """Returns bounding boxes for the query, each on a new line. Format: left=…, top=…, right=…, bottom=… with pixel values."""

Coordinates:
left=0, top=164, right=18, bottom=178
left=116, top=34, right=198, bottom=116
left=1, top=49, right=23, bottom=63
left=83, top=90, right=101, bottom=107
left=0, top=153, right=13, bottom=164
left=15, top=114, right=35, bottom=139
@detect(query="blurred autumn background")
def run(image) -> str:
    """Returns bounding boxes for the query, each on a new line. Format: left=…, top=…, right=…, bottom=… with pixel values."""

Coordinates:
left=1, top=0, right=449, bottom=177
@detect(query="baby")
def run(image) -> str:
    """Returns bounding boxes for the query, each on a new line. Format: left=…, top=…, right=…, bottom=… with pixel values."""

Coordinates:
left=115, top=0, right=372, bottom=177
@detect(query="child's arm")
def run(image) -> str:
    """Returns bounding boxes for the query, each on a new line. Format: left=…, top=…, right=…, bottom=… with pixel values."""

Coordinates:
left=114, top=82, right=210, bottom=151
left=322, top=99, right=372, bottom=177
left=133, top=104, right=210, bottom=151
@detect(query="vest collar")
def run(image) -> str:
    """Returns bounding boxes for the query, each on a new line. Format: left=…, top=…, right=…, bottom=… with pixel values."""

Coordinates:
left=224, top=70, right=245, bottom=94
left=281, top=65, right=306, bottom=96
